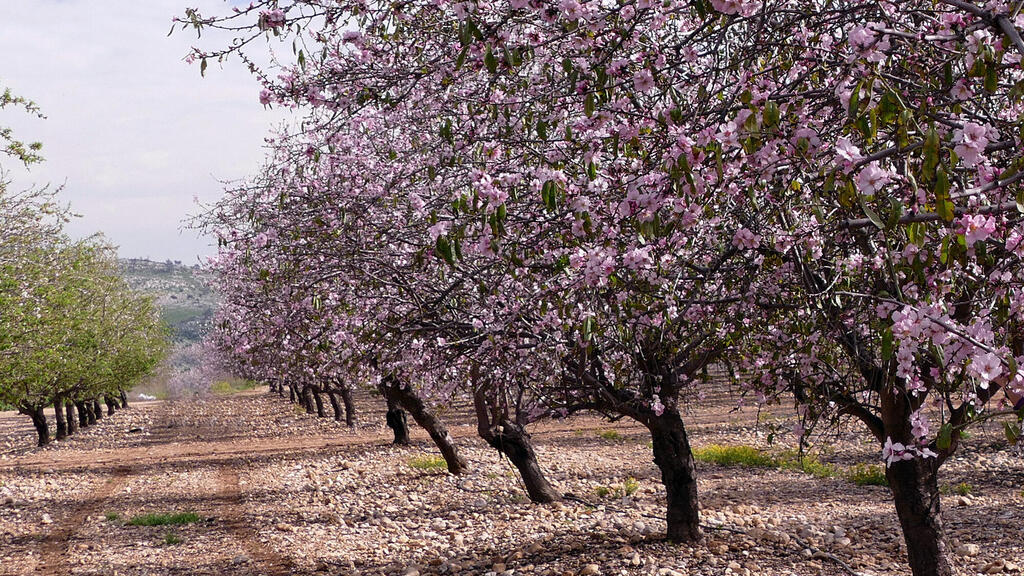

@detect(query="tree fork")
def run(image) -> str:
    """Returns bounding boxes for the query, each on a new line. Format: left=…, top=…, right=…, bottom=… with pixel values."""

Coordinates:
left=473, top=386, right=558, bottom=502
left=382, top=376, right=468, bottom=474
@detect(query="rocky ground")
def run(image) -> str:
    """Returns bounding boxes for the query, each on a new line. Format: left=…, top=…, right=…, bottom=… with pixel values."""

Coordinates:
left=0, top=389, right=1021, bottom=576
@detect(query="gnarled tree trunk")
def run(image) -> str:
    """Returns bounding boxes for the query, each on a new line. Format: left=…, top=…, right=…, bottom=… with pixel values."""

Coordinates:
left=886, top=456, right=952, bottom=576
left=119, top=389, right=129, bottom=409
left=327, top=390, right=343, bottom=421
left=339, top=384, right=357, bottom=427
left=104, top=396, right=118, bottom=416
left=65, top=402, right=78, bottom=435
left=473, top=387, right=558, bottom=502
left=312, top=386, right=326, bottom=418
left=24, top=406, right=50, bottom=446
left=75, top=401, right=89, bottom=427
left=382, top=376, right=468, bottom=474
left=647, top=408, right=700, bottom=542
left=92, top=399, right=103, bottom=420
left=383, top=393, right=410, bottom=445
left=53, top=396, right=68, bottom=440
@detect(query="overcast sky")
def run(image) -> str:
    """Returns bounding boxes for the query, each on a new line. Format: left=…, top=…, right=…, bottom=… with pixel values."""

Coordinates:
left=1, top=1, right=289, bottom=263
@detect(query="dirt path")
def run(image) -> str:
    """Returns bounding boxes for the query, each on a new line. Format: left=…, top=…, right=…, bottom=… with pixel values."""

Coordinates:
left=2, top=389, right=1021, bottom=576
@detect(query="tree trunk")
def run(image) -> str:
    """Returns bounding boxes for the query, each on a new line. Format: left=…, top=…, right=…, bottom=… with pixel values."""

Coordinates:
left=65, top=402, right=78, bottom=435
left=75, top=401, right=89, bottom=427
left=384, top=396, right=411, bottom=445
left=327, top=391, right=343, bottom=421
left=339, top=384, right=357, bottom=427
left=92, top=399, right=103, bottom=420
left=886, top=457, right=952, bottom=576
left=473, top=388, right=557, bottom=502
left=647, top=408, right=701, bottom=542
left=382, top=377, right=468, bottom=474
left=27, top=406, right=50, bottom=446
left=289, top=383, right=297, bottom=403
left=53, top=396, right=68, bottom=440
left=302, top=386, right=316, bottom=414
left=119, top=389, right=129, bottom=409
left=313, top=389, right=326, bottom=418
left=105, top=396, right=117, bottom=416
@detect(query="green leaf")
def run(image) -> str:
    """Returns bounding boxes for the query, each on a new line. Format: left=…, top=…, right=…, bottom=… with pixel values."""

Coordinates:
left=859, top=196, right=884, bottom=229
left=1003, top=421, right=1020, bottom=445
left=200, top=58, right=208, bottom=77
left=922, top=126, right=940, bottom=180
left=985, top=65, right=998, bottom=93
left=455, top=45, right=470, bottom=70
left=484, top=47, right=497, bottom=74
left=435, top=236, right=455, bottom=267
left=934, top=166, right=954, bottom=222
left=584, top=93, right=595, bottom=117
left=763, top=101, right=780, bottom=128
left=936, top=423, right=953, bottom=451
left=881, top=327, right=894, bottom=361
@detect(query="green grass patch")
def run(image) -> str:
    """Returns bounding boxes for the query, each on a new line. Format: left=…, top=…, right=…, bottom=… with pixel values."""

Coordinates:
left=163, top=530, right=183, bottom=545
left=695, top=444, right=889, bottom=487
left=941, top=481, right=974, bottom=496
left=597, top=429, right=624, bottom=441
left=210, top=378, right=259, bottom=395
left=104, top=512, right=121, bottom=522
left=594, top=477, right=641, bottom=499
left=846, top=463, right=889, bottom=486
left=127, top=512, right=200, bottom=527
left=407, top=455, right=447, bottom=471
left=694, top=445, right=776, bottom=468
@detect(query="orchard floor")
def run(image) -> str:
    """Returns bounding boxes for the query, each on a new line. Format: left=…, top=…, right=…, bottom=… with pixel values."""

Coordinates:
left=0, top=389, right=1022, bottom=576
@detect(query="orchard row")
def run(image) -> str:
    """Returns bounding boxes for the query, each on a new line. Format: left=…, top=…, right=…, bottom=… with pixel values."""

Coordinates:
left=178, top=2, right=1024, bottom=576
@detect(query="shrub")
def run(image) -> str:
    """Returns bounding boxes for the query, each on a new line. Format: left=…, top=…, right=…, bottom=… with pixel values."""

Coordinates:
left=597, top=429, right=623, bottom=441
left=105, top=512, right=121, bottom=522
left=163, top=530, right=182, bottom=545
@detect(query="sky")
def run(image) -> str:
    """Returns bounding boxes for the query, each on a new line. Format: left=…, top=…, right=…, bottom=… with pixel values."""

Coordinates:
left=1, top=1, right=289, bottom=263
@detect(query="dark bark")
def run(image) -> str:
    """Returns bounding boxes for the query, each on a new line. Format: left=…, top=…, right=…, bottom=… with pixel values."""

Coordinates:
left=312, top=388, right=326, bottom=418
left=473, top=388, right=558, bottom=502
left=53, top=396, right=68, bottom=440
left=289, top=383, right=297, bottom=403
left=384, top=396, right=411, bottom=445
left=119, top=389, right=129, bottom=409
left=92, top=399, right=103, bottom=420
left=75, top=401, right=89, bottom=427
left=886, top=458, right=952, bottom=576
left=26, top=406, right=50, bottom=446
left=65, top=402, right=78, bottom=435
left=382, top=376, right=468, bottom=474
left=327, top=391, right=344, bottom=421
left=302, top=386, right=316, bottom=414
left=647, top=409, right=701, bottom=542
left=104, top=396, right=117, bottom=416
left=339, top=384, right=357, bottom=427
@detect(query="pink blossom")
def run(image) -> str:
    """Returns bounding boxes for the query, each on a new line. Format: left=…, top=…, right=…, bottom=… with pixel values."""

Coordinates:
left=958, top=214, right=996, bottom=247
left=428, top=221, right=449, bottom=242
left=970, top=351, right=1003, bottom=388
left=953, top=122, right=990, bottom=168
left=633, top=69, right=655, bottom=93
left=732, top=228, right=760, bottom=250
left=856, top=162, right=892, bottom=196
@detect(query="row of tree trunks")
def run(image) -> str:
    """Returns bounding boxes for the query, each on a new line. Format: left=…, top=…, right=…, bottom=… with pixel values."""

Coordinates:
left=24, top=391, right=130, bottom=446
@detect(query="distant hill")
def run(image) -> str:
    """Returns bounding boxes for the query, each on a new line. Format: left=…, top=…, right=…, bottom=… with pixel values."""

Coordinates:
left=120, top=258, right=218, bottom=344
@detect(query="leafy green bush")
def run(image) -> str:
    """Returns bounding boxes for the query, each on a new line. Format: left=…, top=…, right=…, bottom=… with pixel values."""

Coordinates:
left=597, top=429, right=623, bottom=441
left=694, top=445, right=776, bottom=468
left=846, top=463, right=889, bottom=487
